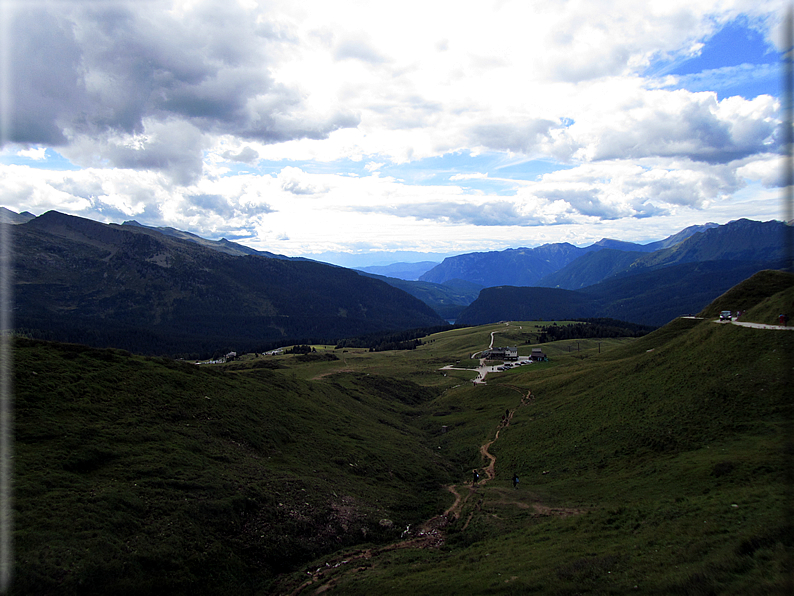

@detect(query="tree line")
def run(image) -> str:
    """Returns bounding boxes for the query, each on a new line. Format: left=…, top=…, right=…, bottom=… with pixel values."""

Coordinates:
left=537, top=318, right=655, bottom=342
left=335, top=324, right=467, bottom=352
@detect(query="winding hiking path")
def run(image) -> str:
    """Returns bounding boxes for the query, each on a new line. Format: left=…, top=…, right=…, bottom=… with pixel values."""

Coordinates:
left=283, top=387, right=544, bottom=596
left=281, top=333, right=575, bottom=595
left=477, top=406, right=516, bottom=481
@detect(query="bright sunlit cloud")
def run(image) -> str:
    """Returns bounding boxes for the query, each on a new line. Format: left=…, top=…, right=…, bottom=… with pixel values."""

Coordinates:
left=0, top=0, right=787, bottom=264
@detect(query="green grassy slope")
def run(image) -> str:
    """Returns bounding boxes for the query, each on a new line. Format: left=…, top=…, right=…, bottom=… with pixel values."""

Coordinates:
left=698, top=269, right=794, bottom=323
left=12, top=339, right=453, bottom=595
left=12, top=275, right=793, bottom=595
left=283, top=316, right=791, bottom=594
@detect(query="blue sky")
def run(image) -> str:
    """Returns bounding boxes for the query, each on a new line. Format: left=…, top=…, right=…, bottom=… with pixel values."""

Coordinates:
left=0, top=0, right=787, bottom=266
left=648, top=17, right=781, bottom=99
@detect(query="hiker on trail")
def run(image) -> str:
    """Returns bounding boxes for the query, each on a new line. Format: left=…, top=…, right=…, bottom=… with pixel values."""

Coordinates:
left=473, top=470, right=480, bottom=484
left=512, top=473, right=519, bottom=489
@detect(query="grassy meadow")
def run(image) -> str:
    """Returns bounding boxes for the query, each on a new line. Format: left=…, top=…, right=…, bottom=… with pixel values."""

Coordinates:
left=11, top=271, right=793, bottom=594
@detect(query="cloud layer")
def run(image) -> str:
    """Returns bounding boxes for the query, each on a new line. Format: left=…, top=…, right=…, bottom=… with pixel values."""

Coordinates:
left=0, top=0, right=786, bottom=258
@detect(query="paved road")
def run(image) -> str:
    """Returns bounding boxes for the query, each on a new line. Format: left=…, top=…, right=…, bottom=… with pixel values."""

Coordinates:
left=714, top=318, right=794, bottom=331
left=686, top=315, right=794, bottom=331
left=441, top=362, right=520, bottom=384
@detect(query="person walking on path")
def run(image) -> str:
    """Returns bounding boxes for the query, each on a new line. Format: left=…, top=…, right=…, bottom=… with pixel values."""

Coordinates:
left=512, top=473, right=519, bottom=489
left=473, top=469, right=480, bottom=484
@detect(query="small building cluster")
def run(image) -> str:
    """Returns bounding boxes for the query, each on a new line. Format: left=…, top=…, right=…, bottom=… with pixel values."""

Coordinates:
left=483, top=346, right=518, bottom=361
left=530, top=348, right=548, bottom=362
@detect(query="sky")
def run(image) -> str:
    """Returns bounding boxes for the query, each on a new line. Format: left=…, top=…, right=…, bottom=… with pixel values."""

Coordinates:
left=0, top=0, right=788, bottom=267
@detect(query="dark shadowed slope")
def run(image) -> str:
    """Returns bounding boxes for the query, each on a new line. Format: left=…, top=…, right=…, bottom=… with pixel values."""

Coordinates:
left=15, top=211, right=444, bottom=356
left=457, top=261, right=783, bottom=327
left=536, top=248, right=646, bottom=290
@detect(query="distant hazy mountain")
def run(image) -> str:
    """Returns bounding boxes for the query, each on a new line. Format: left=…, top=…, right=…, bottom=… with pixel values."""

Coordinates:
left=447, top=219, right=781, bottom=294
left=122, top=220, right=308, bottom=260
left=356, top=261, right=439, bottom=281
left=0, top=206, right=36, bottom=224
left=641, top=222, right=720, bottom=251
left=457, top=220, right=786, bottom=326
left=15, top=211, right=444, bottom=357
left=356, top=272, right=483, bottom=320
left=625, top=219, right=785, bottom=271
left=578, top=260, right=781, bottom=325
left=590, top=238, right=654, bottom=252
left=537, top=220, right=782, bottom=291
left=419, top=243, right=598, bottom=287
left=537, top=249, right=647, bottom=290
left=421, top=222, right=731, bottom=289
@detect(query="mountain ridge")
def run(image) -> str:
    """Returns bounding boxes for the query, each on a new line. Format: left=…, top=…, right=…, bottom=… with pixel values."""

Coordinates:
left=121, top=219, right=309, bottom=260
left=15, top=211, right=444, bottom=357
left=419, top=220, right=749, bottom=289
left=457, top=261, right=785, bottom=327
left=5, top=207, right=787, bottom=333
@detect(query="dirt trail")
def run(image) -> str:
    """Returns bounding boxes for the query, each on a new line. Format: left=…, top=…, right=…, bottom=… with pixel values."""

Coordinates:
left=284, top=390, right=537, bottom=596
left=281, top=347, right=574, bottom=595
left=477, top=406, right=515, bottom=481
left=444, top=484, right=463, bottom=517
left=310, top=368, right=354, bottom=380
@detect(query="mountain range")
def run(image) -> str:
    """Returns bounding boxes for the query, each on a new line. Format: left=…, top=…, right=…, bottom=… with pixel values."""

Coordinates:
left=355, top=261, right=439, bottom=280
left=417, top=223, right=721, bottom=287
left=456, top=259, right=780, bottom=327
left=370, top=219, right=786, bottom=324
left=121, top=220, right=310, bottom=261
left=6, top=208, right=789, bottom=353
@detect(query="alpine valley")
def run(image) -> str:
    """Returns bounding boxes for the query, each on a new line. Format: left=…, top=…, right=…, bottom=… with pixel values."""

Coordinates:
left=5, top=210, right=793, bottom=595
left=9, top=270, right=793, bottom=595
